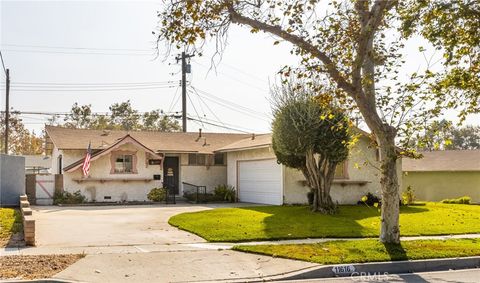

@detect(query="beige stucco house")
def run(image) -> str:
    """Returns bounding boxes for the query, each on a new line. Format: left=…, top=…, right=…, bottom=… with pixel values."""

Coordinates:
left=46, top=125, right=398, bottom=205
left=402, top=150, right=480, bottom=203
left=216, top=133, right=402, bottom=205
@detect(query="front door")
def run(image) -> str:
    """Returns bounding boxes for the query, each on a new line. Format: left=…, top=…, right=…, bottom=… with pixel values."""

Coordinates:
left=163, top=156, right=179, bottom=194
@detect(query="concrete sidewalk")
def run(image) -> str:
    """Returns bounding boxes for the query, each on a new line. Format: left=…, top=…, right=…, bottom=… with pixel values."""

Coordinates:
left=53, top=250, right=319, bottom=283
left=3, top=233, right=479, bottom=256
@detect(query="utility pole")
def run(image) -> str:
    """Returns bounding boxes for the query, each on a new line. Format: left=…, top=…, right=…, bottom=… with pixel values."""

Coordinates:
left=176, top=52, right=194, bottom=132
left=3, top=68, right=9, bottom=154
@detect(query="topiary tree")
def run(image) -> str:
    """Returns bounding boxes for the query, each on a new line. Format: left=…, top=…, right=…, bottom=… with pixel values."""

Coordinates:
left=271, top=82, right=351, bottom=214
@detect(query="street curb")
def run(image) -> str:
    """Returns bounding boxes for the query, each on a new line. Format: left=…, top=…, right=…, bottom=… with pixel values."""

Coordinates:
left=265, top=256, right=480, bottom=281
left=0, top=280, right=78, bottom=283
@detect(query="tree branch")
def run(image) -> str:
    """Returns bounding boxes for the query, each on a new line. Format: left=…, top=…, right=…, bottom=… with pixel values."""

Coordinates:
left=226, top=3, right=357, bottom=97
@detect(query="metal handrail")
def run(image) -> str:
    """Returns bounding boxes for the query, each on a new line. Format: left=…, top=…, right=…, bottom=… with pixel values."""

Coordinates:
left=182, top=182, right=207, bottom=203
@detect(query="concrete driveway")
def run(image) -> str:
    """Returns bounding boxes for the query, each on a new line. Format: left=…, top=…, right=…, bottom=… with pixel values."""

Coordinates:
left=32, top=203, right=240, bottom=248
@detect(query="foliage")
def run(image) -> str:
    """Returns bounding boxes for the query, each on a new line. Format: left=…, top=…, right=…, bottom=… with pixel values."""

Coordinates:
left=168, top=203, right=480, bottom=242
left=214, top=184, right=236, bottom=203
left=51, top=101, right=181, bottom=132
left=157, top=0, right=480, bottom=243
left=358, top=192, right=381, bottom=207
left=234, top=238, right=480, bottom=265
left=409, top=120, right=480, bottom=150
left=53, top=190, right=87, bottom=205
left=147, top=187, right=167, bottom=202
left=184, top=192, right=220, bottom=203
left=441, top=196, right=471, bottom=205
left=0, top=208, right=23, bottom=247
left=400, top=0, right=480, bottom=123
left=402, top=186, right=416, bottom=206
left=271, top=82, right=351, bottom=213
left=0, top=112, right=44, bottom=155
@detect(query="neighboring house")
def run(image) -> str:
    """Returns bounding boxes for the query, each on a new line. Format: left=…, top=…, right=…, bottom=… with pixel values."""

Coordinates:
left=216, top=133, right=402, bottom=205
left=402, top=150, right=480, bottom=203
left=45, top=125, right=399, bottom=205
left=21, top=155, right=52, bottom=174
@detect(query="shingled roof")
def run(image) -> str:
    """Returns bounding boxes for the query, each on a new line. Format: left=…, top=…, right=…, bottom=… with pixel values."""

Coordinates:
left=216, top=134, right=272, bottom=152
left=403, top=150, right=480, bottom=172
left=45, top=126, right=250, bottom=154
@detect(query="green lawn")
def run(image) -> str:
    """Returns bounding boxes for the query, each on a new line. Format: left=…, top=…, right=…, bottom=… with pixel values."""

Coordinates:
left=168, top=203, right=480, bottom=242
left=233, top=238, right=480, bottom=264
left=0, top=208, right=23, bottom=247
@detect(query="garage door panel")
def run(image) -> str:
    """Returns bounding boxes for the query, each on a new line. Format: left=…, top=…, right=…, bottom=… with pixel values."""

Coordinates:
left=238, top=159, right=282, bottom=205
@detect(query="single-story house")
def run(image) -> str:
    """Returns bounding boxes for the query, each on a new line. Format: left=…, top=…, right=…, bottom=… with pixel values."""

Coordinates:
left=45, top=125, right=401, bottom=205
left=402, top=150, right=480, bottom=203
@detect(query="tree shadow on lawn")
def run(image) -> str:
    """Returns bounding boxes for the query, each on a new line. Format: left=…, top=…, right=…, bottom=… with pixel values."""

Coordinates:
left=238, top=205, right=428, bottom=240
left=383, top=242, right=408, bottom=261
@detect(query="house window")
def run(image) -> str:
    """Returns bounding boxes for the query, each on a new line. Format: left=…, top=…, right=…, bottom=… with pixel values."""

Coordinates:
left=334, top=161, right=348, bottom=179
left=114, top=154, right=133, bottom=173
left=188, top=153, right=206, bottom=165
left=214, top=153, right=225, bottom=165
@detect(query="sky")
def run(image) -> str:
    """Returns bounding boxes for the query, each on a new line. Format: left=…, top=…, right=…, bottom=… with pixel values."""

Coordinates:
left=0, top=0, right=478, bottom=135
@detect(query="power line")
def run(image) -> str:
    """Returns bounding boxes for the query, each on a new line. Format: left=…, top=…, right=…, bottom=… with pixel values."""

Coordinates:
left=10, top=85, right=177, bottom=92
left=187, top=116, right=251, bottom=133
left=191, top=86, right=270, bottom=118
left=2, top=49, right=154, bottom=56
left=2, top=110, right=179, bottom=117
left=189, top=88, right=226, bottom=127
left=189, top=88, right=270, bottom=122
left=193, top=60, right=268, bottom=92
left=0, top=51, right=6, bottom=75
left=186, top=92, right=204, bottom=128
left=1, top=43, right=151, bottom=52
left=5, top=80, right=175, bottom=86
left=168, top=86, right=181, bottom=113
left=188, top=114, right=258, bottom=133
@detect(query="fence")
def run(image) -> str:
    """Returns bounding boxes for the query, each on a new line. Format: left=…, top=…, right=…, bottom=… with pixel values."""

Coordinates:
left=0, top=154, right=26, bottom=207
left=25, top=174, right=63, bottom=205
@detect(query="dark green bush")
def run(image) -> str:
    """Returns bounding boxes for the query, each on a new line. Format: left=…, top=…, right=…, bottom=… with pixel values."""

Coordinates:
left=53, top=190, right=86, bottom=205
left=358, top=192, right=380, bottom=206
left=147, top=187, right=167, bottom=202
left=184, top=192, right=221, bottom=203
left=441, top=196, right=471, bottom=204
left=214, top=184, right=236, bottom=203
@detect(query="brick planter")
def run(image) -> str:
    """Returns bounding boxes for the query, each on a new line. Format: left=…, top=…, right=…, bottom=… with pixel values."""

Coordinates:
left=20, top=195, right=35, bottom=246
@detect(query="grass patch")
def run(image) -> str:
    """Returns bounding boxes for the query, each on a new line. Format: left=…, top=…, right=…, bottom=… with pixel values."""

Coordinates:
left=168, top=203, right=480, bottom=242
left=0, top=208, right=23, bottom=247
left=233, top=238, right=480, bottom=264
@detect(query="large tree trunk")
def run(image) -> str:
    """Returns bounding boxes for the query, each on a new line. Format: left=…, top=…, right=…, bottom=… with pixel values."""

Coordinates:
left=377, top=126, right=400, bottom=244
left=304, top=149, right=337, bottom=214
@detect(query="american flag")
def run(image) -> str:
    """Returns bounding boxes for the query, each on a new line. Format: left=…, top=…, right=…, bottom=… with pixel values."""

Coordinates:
left=82, top=143, right=92, bottom=177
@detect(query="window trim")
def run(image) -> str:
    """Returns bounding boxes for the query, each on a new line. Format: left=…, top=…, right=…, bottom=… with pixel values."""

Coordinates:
left=213, top=153, right=226, bottom=165
left=334, top=161, right=349, bottom=179
left=188, top=153, right=207, bottom=166
left=110, top=150, right=138, bottom=174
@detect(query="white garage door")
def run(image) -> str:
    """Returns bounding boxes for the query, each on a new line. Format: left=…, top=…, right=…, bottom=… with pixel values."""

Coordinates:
left=238, top=159, right=283, bottom=205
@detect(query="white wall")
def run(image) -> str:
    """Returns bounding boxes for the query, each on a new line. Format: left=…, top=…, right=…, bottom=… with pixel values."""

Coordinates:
left=226, top=137, right=403, bottom=205
left=226, top=147, right=277, bottom=191
left=62, top=143, right=163, bottom=202
left=179, top=153, right=227, bottom=194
